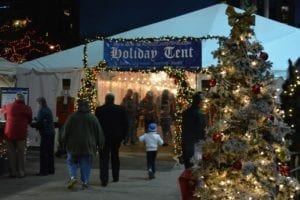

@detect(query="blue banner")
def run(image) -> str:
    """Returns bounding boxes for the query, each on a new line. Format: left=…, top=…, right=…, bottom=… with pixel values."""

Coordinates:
left=104, top=39, right=201, bottom=70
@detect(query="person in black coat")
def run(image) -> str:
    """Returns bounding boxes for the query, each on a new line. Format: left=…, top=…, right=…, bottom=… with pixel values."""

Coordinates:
left=95, top=93, right=128, bottom=187
left=35, top=97, right=55, bottom=176
left=181, top=92, right=207, bottom=169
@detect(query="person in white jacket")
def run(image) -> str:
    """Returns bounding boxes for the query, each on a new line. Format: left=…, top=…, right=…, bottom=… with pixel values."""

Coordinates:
left=139, top=123, right=164, bottom=179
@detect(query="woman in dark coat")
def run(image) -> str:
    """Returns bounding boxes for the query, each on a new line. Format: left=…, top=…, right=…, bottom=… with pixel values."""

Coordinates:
left=181, top=92, right=207, bottom=169
left=35, top=97, right=55, bottom=176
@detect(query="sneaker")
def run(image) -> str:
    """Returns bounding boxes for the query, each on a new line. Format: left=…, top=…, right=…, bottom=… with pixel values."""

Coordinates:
left=148, top=170, right=155, bottom=179
left=67, top=178, right=77, bottom=189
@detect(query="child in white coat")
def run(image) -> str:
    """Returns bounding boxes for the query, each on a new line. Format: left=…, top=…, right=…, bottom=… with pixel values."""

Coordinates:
left=139, top=123, right=164, bottom=179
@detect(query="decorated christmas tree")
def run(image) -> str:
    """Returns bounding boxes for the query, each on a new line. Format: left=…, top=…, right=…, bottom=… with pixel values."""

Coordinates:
left=192, top=6, right=300, bottom=199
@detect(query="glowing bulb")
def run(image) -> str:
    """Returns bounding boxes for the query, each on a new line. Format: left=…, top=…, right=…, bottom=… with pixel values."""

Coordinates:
left=279, top=184, right=284, bottom=190
left=251, top=60, right=257, bottom=66
left=220, top=70, right=226, bottom=76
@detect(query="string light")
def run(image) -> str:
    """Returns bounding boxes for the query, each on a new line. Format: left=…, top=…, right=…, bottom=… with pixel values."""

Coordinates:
left=0, top=19, right=61, bottom=63
left=280, top=63, right=300, bottom=135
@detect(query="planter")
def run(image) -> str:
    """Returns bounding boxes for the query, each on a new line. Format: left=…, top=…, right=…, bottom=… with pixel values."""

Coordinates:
left=178, top=169, right=196, bottom=200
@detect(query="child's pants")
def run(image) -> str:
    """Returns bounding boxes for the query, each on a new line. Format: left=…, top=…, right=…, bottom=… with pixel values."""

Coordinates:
left=146, top=151, right=157, bottom=173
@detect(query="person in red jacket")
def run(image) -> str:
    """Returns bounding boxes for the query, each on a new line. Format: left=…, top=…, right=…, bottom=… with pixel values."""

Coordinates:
left=1, top=93, right=32, bottom=178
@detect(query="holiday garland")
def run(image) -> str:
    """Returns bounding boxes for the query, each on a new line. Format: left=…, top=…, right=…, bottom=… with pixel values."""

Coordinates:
left=77, top=36, right=224, bottom=157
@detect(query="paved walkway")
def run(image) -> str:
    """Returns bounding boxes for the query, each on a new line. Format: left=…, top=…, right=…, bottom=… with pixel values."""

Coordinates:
left=0, top=147, right=184, bottom=200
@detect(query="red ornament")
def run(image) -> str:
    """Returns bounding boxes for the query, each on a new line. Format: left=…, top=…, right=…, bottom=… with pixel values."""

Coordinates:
left=279, top=164, right=289, bottom=176
left=268, top=114, right=274, bottom=122
left=202, top=153, right=211, bottom=161
left=212, top=133, right=223, bottom=143
left=209, top=79, right=217, bottom=87
left=232, top=160, right=243, bottom=171
left=259, top=52, right=269, bottom=60
left=251, top=84, right=261, bottom=94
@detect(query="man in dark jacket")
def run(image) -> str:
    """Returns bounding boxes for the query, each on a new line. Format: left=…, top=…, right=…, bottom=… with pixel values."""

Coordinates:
left=181, top=92, right=206, bottom=169
left=1, top=93, right=32, bottom=178
left=95, top=93, right=128, bottom=187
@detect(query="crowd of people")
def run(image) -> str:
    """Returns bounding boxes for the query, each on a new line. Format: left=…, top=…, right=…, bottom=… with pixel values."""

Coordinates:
left=121, top=89, right=176, bottom=146
left=0, top=90, right=207, bottom=190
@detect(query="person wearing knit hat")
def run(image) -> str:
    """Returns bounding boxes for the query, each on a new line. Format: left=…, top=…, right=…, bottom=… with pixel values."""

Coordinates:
left=148, top=123, right=157, bottom=132
left=139, top=123, right=163, bottom=179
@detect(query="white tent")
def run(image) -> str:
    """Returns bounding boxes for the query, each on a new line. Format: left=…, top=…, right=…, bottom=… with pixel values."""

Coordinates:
left=17, top=3, right=300, bottom=111
left=0, top=57, right=17, bottom=87
left=112, top=3, right=300, bottom=73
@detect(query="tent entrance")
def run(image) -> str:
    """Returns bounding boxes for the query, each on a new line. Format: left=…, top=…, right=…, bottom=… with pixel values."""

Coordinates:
left=96, top=71, right=197, bottom=105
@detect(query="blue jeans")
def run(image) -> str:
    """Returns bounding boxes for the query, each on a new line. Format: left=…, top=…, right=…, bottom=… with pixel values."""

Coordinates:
left=66, top=153, right=92, bottom=184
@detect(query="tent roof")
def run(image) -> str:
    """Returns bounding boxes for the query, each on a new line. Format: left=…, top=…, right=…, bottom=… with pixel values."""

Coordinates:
left=19, top=41, right=104, bottom=73
left=113, top=3, right=300, bottom=71
left=0, top=57, right=17, bottom=75
left=19, top=3, right=300, bottom=73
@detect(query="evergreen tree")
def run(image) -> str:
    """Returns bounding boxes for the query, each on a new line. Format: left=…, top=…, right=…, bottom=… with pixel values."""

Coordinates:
left=191, top=6, right=300, bottom=199
left=280, top=58, right=300, bottom=152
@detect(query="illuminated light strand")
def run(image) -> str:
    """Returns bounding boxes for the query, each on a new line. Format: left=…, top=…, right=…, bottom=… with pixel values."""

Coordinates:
left=0, top=20, right=61, bottom=63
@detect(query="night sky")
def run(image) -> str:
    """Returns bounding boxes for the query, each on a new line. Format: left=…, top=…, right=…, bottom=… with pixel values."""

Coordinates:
left=79, top=0, right=216, bottom=38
